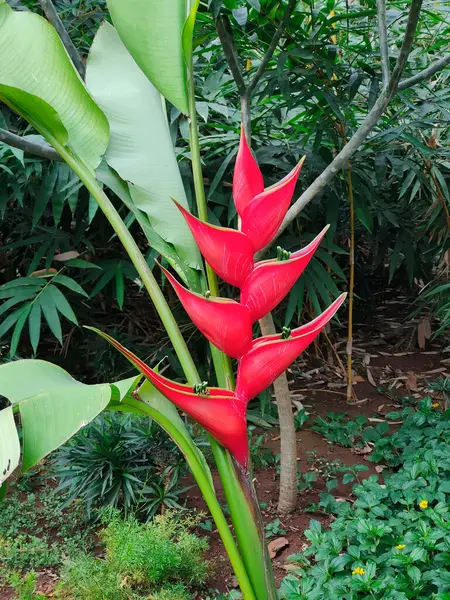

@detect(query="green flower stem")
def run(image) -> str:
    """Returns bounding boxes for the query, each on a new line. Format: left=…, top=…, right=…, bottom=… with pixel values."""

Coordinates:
left=119, top=395, right=256, bottom=600
left=187, top=65, right=277, bottom=599
left=48, top=137, right=259, bottom=597
left=49, top=138, right=199, bottom=384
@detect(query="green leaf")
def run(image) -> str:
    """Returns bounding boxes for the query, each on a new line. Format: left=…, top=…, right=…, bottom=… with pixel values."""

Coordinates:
left=115, top=265, right=125, bottom=310
left=0, top=1, right=109, bottom=170
left=86, top=23, right=200, bottom=270
left=182, top=0, right=200, bottom=67
left=0, top=406, right=20, bottom=484
left=29, top=300, right=41, bottom=355
left=47, top=285, right=78, bottom=325
left=40, top=286, right=62, bottom=343
left=106, top=0, right=189, bottom=113
left=9, top=303, right=31, bottom=356
left=0, top=360, right=111, bottom=472
left=52, top=275, right=88, bottom=298
left=32, top=163, right=59, bottom=227
left=0, top=306, right=25, bottom=339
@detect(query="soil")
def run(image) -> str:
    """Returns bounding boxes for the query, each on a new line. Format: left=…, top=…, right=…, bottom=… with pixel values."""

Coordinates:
left=1, top=298, right=449, bottom=599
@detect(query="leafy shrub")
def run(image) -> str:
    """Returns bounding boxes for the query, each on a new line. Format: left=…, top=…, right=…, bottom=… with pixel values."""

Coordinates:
left=56, top=510, right=209, bottom=600
left=280, top=400, right=450, bottom=599
left=0, top=483, right=94, bottom=572
left=52, top=412, right=187, bottom=519
left=312, top=413, right=390, bottom=448
left=7, top=571, right=38, bottom=600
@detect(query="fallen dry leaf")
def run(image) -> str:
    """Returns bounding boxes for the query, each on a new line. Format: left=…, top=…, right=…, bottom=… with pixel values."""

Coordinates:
left=367, top=368, right=376, bottom=387
left=53, top=250, right=80, bottom=261
left=406, top=374, right=418, bottom=392
left=268, top=537, right=289, bottom=559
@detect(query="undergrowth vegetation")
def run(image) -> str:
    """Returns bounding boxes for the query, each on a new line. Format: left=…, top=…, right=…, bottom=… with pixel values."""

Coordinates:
left=280, top=399, right=450, bottom=600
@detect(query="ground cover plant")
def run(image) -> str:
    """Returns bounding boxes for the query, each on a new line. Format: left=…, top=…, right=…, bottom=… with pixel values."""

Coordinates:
left=280, top=398, right=450, bottom=600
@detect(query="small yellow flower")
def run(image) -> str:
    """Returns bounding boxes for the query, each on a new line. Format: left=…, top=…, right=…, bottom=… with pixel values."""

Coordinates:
left=352, top=567, right=365, bottom=576
left=395, top=544, right=406, bottom=550
left=419, top=499, right=429, bottom=509
left=432, top=402, right=440, bottom=408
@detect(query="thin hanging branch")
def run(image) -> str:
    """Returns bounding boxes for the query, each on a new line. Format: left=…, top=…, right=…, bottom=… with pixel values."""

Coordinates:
left=38, top=0, right=86, bottom=78
left=257, top=0, right=424, bottom=256
left=216, top=16, right=247, bottom=97
left=377, top=0, right=390, bottom=87
left=0, top=127, right=62, bottom=161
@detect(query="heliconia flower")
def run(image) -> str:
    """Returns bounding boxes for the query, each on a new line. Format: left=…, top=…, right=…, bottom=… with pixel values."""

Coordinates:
left=240, top=226, right=329, bottom=322
left=233, top=126, right=264, bottom=217
left=240, top=159, right=304, bottom=251
left=159, top=264, right=253, bottom=359
left=235, top=294, right=346, bottom=401
left=87, top=328, right=249, bottom=466
left=174, top=200, right=255, bottom=287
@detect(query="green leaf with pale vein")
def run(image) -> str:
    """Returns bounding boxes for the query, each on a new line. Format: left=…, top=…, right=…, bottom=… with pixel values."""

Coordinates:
left=0, top=0, right=109, bottom=170
left=106, top=0, right=189, bottom=113
left=0, top=360, right=111, bottom=472
left=87, top=22, right=200, bottom=270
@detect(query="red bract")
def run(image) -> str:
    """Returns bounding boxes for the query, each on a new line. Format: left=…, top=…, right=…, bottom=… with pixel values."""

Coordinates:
left=240, top=226, right=329, bottom=322
left=240, top=159, right=304, bottom=251
left=235, top=294, right=346, bottom=401
left=174, top=200, right=255, bottom=287
left=160, top=264, right=253, bottom=359
left=89, top=328, right=249, bottom=466
left=233, top=126, right=264, bottom=217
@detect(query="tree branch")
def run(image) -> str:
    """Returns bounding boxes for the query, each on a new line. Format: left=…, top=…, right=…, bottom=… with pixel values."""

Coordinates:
left=258, top=0, right=423, bottom=255
left=376, top=0, right=390, bottom=87
left=0, top=128, right=62, bottom=161
left=398, top=53, right=450, bottom=90
left=246, top=0, right=296, bottom=98
left=216, top=16, right=247, bottom=97
left=39, top=0, right=85, bottom=78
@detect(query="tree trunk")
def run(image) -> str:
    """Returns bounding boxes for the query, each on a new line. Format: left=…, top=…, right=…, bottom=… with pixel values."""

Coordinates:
left=259, top=312, right=297, bottom=513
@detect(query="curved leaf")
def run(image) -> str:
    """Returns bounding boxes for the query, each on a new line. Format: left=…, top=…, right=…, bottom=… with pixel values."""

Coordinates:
left=0, top=1, right=109, bottom=170
left=106, top=0, right=189, bottom=113
left=87, top=22, right=200, bottom=269
left=0, top=360, right=111, bottom=472
left=0, top=406, right=20, bottom=485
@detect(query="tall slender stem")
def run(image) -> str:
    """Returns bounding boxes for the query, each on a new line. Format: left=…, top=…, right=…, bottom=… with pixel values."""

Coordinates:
left=186, top=60, right=277, bottom=600
left=346, top=159, right=355, bottom=402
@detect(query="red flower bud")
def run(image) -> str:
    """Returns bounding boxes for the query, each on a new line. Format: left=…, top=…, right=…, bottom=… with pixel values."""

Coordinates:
left=240, top=158, right=304, bottom=251
left=240, top=226, right=329, bottom=322
left=174, top=200, right=255, bottom=287
left=233, top=126, right=264, bottom=217
left=160, top=264, right=253, bottom=359
left=235, top=294, right=346, bottom=401
left=89, top=328, right=249, bottom=466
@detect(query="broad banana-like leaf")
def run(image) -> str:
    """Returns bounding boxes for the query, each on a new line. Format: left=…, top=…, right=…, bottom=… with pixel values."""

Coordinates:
left=87, top=23, right=200, bottom=270
left=0, top=406, right=20, bottom=486
left=107, top=0, right=189, bottom=114
left=0, top=0, right=109, bottom=171
left=0, top=360, right=111, bottom=471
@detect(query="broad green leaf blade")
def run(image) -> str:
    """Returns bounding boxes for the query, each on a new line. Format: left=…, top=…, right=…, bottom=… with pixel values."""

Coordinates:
left=106, top=0, right=189, bottom=113
left=53, top=275, right=88, bottom=298
left=9, top=304, right=31, bottom=357
left=87, top=23, right=200, bottom=270
left=110, top=375, right=141, bottom=403
left=182, top=0, right=200, bottom=66
left=0, top=406, right=20, bottom=484
left=0, top=360, right=111, bottom=472
left=0, top=1, right=109, bottom=170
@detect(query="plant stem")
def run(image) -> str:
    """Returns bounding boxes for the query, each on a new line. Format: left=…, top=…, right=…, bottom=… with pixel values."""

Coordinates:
left=346, top=159, right=355, bottom=402
left=122, top=395, right=257, bottom=600
left=50, top=139, right=260, bottom=597
left=186, top=61, right=277, bottom=599
left=50, top=138, right=200, bottom=385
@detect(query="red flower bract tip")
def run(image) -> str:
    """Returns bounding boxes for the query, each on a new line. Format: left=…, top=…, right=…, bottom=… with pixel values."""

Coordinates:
left=235, top=293, right=346, bottom=401
left=87, top=327, right=249, bottom=466
left=159, top=263, right=253, bottom=359
left=233, top=126, right=264, bottom=218
left=240, top=225, right=330, bottom=322
left=240, top=158, right=305, bottom=252
left=174, top=200, right=255, bottom=287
